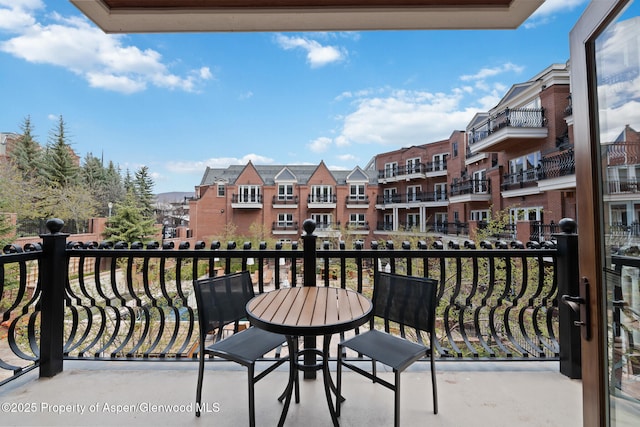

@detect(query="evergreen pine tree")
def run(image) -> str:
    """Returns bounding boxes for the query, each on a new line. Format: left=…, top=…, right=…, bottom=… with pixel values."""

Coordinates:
left=134, top=165, right=155, bottom=218
left=103, top=189, right=157, bottom=244
left=43, top=115, right=79, bottom=188
left=9, top=116, right=42, bottom=180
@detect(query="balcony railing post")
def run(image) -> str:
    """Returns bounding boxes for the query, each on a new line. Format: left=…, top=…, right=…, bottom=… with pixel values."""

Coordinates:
left=555, top=218, right=581, bottom=379
left=39, top=218, right=69, bottom=378
left=302, top=218, right=317, bottom=379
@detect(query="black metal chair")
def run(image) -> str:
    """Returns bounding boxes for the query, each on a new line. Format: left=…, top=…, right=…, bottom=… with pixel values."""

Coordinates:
left=336, top=271, right=439, bottom=426
left=193, top=271, right=293, bottom=426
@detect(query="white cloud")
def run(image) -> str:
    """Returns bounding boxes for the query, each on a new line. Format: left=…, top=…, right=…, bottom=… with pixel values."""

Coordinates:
left=275, top=34, right=346, bottom=68
left=330, top=62, right=521, bottom=149
left=0, top=5, right=213, bottom=94
left=525, top=0, right=588, bottom=28
left=166, top=154, right=275, bottom=174
left=308, top=137, right=333, bottom=153
left=532, top=0, right=587, bottom=16
left=460, top=63, right=524, bottom=81
left=337, top=154, right=357, bottom=162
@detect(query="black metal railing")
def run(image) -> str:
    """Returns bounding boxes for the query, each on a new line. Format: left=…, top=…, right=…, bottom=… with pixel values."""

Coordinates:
left=272, top=221, right=299, bottom=231
left=450, top=179, right=490, bottom=196
left=469, top=107, right=546, bottom=145
left=272, top=195, right=299, bottom=205
left=539, top=148, right=575, bottom=180
left=307, top=194, right=337, bottom=204
left=1, top=218, right=581, bottom=386
left=231, top=193, right=263, bottom=204
left=344, top=196, right=369, bottom=205
left=501, top=169, right=539, bottom=191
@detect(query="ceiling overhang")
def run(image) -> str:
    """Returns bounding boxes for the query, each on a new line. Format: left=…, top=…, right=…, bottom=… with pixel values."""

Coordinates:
left=69, top=0, right=545, bottom=33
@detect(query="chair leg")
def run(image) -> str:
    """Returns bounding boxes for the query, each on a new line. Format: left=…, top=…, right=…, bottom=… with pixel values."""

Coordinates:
left=394, top=370, right=401, bottom=427
left=336, top=344, right=343, bottom=416
left=195, top=345, right=205, bottom=417
left=431, top=350, right=438, bottom=414
left=248, top=364, right=256, bottom=427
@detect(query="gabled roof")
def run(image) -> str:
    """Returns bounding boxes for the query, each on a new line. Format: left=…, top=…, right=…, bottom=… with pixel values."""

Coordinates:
left=274, top=167, right=298, bottom=182
left=199, top=163, right=377, bottom=187
left=346, top=167, right=369, bottom=182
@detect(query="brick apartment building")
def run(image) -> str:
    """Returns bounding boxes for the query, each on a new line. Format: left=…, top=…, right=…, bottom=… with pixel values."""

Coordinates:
left=189, top=161, right=377, bottom=245
left=190, top=62, right=578, bottom=245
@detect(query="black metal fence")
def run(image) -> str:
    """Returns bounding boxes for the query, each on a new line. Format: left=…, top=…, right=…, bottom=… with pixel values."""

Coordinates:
left=0, top=218, right=581, bottom=386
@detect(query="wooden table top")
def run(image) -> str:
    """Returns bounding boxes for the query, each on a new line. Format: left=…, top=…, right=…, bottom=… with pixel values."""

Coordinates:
left=246, top=287, right=372, bottom=336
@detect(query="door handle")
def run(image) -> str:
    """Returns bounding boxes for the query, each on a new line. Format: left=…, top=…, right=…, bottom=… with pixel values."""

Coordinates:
left=560, top=277, right=591, bottom=341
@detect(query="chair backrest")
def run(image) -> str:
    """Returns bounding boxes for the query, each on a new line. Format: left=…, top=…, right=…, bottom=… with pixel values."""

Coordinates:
left=372, top=271, right=438, bottom=336
left=194, top=271, right=255, bottom=340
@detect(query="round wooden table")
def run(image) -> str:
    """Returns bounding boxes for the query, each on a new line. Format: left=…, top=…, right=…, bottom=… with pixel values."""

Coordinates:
left=246, top=286, right=372, bottom=426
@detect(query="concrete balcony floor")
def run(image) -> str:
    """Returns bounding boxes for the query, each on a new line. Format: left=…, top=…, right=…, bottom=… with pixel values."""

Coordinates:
left=0, top=360, right=581, bottom=426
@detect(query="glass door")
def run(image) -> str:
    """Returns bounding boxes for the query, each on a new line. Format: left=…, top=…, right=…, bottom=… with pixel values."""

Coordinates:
left=593, top=1, right=640, bottom=424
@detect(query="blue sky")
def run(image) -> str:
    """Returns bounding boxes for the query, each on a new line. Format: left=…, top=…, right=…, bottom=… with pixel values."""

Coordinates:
left=1, top=0, right=589, bottom=195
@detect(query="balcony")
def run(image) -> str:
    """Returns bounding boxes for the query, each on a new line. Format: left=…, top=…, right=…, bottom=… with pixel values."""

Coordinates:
left=231, top=193, right=263, bottom=209
left=272, top=221, right=299, bottom=234
left=469, top=108, right=547, bottom=154
left=307, top=194, right=337, bottom=209
left=1, top=218, right=583, bottom=426
left=448, top=179, right=491, bottom=203
left=272, top=195, right=299, bottom=208
left=538, top=147, right=576, bottom=192
left=0, top=360, right=581, bottom=426
left=345, top=195, right=370, bottom=209
left=375, top=191, right=448, bottom=209
left=377, top=163, right=426, bottom=183
left=501, top=169, right=542, bottom=198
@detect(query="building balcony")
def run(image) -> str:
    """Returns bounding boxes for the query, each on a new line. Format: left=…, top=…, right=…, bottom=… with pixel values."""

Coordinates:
left=345, top=195, right=370, bottom=209
left=469, top=108, right=547, bottom=153
left=345, top=221, right=370, bottom=234
left=0, top=218, right=584, bottom=427
left=501, top=170, right=542, bottom=198
left=448, top=179, right=491, bottom=203
left=272, top=195, right=299, bottom=208
left=0, top=360, right=581, bottom=426
left=231, top=194, right=263, bottom=209
left=375, top=191, right=448, bottom=209
left=377, top=163, right=426, bottom=183
left=424, top=160, right=448, bottom=177
left=272, top=221, right=299, bottom=234
left=307, top=194, right=337, bottom=209
left=537, top=147, right=576, bottom=192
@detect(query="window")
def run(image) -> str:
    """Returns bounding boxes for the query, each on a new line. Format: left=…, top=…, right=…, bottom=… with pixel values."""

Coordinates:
left=383, top=188, right=397, bottom=203
left=470, top=210, right=490, bottom=221
left=277, top=213, right=294, bottom=227
left=407, top=185, right=421, bottom=202
left=472, top=170, right=487, bottom=193
left=238, top=185, right=260, bottom=203
left=278, top=184, right=294, bottom=200
left=509, top=207, right=543, bottom=223
left=349, top=184, right=366, bottom=200
left=406, top=213, right=420, bottom=229
left=509, top=151, right=541, bottom=182
left=432, top=153, right=448, bottom=171
left=384, top=162, right=397, bottom=178
left=217, top=183, right=225, bottom=197
left=311, top=214, right=332, bottom=228
left=452, top=142, right=458, bottom=157
left=383, top=213, right=393, bottom=230
left=349, top=213, right=366, bottom=228
left=310, top=185, right=333, bottom=203
left=406, top=157, right=421, bottom=174
left=434, top=183, right=447, bottom=200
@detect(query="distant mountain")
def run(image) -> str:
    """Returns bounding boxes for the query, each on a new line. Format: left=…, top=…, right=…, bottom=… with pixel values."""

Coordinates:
left=154, top=192, right=195, bottom=204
